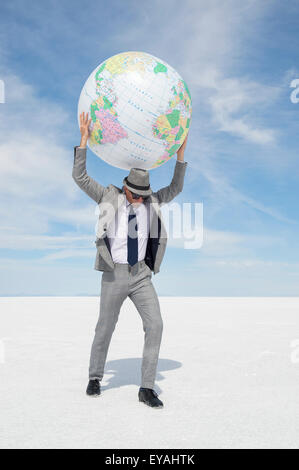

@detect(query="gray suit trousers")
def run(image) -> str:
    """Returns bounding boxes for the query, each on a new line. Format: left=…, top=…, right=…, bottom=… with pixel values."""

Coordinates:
left=89, top=260, right=163, bottom=389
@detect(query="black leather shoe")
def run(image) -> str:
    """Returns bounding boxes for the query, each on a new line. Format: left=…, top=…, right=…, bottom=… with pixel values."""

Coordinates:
left=86, top=379, right=101, bottom=397
left=138, top=387, right=163, bottom=408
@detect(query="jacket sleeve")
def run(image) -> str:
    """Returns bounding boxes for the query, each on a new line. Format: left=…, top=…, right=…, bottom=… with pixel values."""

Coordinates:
left=153, top=160, right=188, bottom=205
left=72, top=146, right=107, bottom=204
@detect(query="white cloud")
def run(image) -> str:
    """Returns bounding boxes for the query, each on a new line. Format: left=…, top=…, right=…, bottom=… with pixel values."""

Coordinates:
left=0, top=0, right=295, bottom=292
left=0, top=70, right=100, bottom=246
left=40, top=249, right=94, bottom=261
left=213, top=259, right=292, bottom=268
left=0, top=136, right=73, bottom=199
left=112, top=0, right=289, bottom=224
left=207, top=73, right=279, bottom=144
left=126, top=0, right=279, bottom=146
left=199, top=227, right=282, bottom=257
left=0, top=233, right=93, bottom=251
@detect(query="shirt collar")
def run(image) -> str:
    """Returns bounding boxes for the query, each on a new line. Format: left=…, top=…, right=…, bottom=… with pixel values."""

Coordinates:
left=125, top=197, right=148, bottom=208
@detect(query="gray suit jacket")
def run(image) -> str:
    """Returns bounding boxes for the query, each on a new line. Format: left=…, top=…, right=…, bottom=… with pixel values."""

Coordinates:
left=72, top=146, right=188, bottom=275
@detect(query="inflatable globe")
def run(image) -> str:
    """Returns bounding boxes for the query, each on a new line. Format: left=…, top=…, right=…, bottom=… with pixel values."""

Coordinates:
left=77, top=51, right=192, bottom=170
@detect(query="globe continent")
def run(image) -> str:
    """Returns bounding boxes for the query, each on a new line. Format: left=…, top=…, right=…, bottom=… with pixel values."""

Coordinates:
left=77, top=51, right=192, bottom=170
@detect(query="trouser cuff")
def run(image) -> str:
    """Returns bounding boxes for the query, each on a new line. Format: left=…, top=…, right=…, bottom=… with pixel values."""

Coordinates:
left=141, top=383, right=155, bottom=389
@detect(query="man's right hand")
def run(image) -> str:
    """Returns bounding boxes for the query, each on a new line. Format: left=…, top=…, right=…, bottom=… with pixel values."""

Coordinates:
left=79, top=111, right=92, bottom=148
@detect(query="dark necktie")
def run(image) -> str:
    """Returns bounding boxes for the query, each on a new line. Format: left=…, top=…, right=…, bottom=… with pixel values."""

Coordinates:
left=127, top=204, right=138, bottom=266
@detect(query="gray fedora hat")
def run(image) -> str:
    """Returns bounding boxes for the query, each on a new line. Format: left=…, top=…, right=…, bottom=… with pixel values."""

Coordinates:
left=123, top=167, right=152, bottom=197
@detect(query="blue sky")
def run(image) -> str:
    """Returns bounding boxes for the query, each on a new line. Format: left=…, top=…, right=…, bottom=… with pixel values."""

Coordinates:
left=0, top=0, right=299, bottom=296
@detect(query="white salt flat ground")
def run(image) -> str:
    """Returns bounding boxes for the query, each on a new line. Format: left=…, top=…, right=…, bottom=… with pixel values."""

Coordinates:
left=0, top=296, right=299, bottom=449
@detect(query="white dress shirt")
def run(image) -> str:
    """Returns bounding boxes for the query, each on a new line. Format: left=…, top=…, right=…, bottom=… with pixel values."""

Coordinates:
left=106, top=196, right=150, bottom=264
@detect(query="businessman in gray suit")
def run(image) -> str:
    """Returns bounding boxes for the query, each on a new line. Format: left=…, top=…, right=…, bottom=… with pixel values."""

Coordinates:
left=73, top=112, right=188, bottom=408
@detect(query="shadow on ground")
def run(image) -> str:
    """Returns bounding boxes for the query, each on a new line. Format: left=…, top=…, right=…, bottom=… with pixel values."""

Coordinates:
left=101, top=358, right=182, bottom=395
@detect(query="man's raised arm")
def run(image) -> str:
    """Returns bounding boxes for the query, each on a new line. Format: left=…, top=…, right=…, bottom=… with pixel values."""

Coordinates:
left=153, top=133, right=189, bottom=205
left=72, top=111, right=107, bottom=204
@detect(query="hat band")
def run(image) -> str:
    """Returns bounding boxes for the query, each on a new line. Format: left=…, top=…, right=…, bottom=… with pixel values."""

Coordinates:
left=124, top=177, right=150, bottom=191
